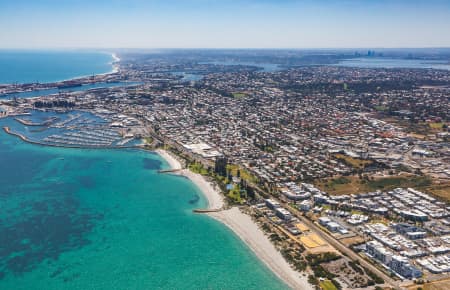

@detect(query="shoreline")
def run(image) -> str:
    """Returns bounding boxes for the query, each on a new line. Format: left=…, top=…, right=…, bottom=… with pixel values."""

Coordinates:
left=155, top=149, right=224, bottom=210
left=210, top=208, right=312, bottom=290
left=111, top=53, right=121, bottom=63
left=0, top=51, right=119, bottom=86
left=63, top=51, right=120, bottom=79
left=91, top=52, right=120, bottom=77
left=156, top=149, right=311, bottom=290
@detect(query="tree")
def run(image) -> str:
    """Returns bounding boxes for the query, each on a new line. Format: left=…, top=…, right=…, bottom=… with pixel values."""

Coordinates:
left=214, top=157, right=227, bottom=177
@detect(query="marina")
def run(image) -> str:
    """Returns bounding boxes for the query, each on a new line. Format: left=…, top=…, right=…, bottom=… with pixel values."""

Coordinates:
left=3, top=127, right=136, bottom=149
left=15, top=116, right=58, bottom=126
left=0, top=82, right=142, bottom=99
left=2, top=110, right=143, bottom=149
left=0, top=41, right=448, bottom=290
left=0, top=128, right=287, bottom=290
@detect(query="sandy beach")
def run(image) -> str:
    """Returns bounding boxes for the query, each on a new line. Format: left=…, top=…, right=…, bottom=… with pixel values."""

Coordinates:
left=155, top=148, right=182, bottom=170
left=156, top=149, right=311, bottom=290
left=210, top=208, right=312, bottom=290
left=111, top=53, right=121, bottom=63
left=110, top=53, right=120, bottom=74
left=110, top=53, right=120, bottom=73
left=155, top=149, right=224, bottom=210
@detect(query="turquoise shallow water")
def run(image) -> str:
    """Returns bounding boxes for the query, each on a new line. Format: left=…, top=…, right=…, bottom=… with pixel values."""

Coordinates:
left=0, top=117, right=287, bottom=290
left=0, top=50, right=114, bottom=84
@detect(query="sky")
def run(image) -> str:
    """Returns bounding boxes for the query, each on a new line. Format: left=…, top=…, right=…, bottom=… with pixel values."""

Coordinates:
left=0, top=0, right=449, bottom=49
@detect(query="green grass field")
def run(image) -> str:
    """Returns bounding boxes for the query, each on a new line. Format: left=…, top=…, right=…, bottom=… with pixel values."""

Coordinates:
left=319, top=279, right=338, bottom=290
left=188, top=162, right=209, bottom=175
left=232, top=92, right=247, bottom=99
left=227, top=164, right=258, bottom=183
left=334, top=154, right=373, bottom=169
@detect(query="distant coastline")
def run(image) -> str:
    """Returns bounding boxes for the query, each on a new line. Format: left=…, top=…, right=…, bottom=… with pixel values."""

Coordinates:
left=111, top=53, right=120, bottom=63
left=110, top=53, right=120, bottom=74
left=0, top=50, right=118, bottom=85
left=57, top=51, right=120, bottom=82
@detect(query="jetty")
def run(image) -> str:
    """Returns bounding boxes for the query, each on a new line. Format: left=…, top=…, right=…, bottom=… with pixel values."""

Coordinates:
left=15, top=116, right=58, bottom=126
left=193, top=208, right=222, bottom=213
left=3, top=126, right=28, bottom=142
left=158, top=168, right=183, bottom=173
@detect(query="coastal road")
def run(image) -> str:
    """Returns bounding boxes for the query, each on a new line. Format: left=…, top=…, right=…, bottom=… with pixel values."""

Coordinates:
left=218, top=169, right=400, bottom=288
left=147, top=128, right=401, bottom=288
left=246, top=179, right=401, bottom=289
left=294, top=213, right=401, bottom=289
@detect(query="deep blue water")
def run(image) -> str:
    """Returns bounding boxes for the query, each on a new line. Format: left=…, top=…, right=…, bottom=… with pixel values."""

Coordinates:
left=0, top=51, right=114, bottom=84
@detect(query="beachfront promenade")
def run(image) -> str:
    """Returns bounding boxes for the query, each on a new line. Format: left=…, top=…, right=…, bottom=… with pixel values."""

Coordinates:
left=155, top=148, right=313, bottom=289
left=1, top=124, right=312, bottom=289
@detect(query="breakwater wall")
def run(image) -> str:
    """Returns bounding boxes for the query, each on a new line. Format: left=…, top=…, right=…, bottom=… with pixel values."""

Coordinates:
left=2, top=127, right=137, bottom=150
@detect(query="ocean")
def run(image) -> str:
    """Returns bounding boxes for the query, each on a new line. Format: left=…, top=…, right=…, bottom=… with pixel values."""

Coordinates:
left=0, top=116, right=287, bottom=289
left=0, top=50, right=115, bottom=84
left=201, top=61, right=281, bottom=72
left=336, top=57, right=450, bottom=70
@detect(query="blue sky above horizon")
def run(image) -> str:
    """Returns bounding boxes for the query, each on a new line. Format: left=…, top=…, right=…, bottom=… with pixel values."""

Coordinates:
left=0, top=0, right=449, bottom=48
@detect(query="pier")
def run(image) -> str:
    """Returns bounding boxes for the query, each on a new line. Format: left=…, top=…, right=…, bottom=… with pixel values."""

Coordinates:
left=193, top=208, right=222, bottom=213
left=15, top=116, right=58, bottom=126
left=3, top=126, right=28, bottom=142
left=157, top=168, right=183, bottom=173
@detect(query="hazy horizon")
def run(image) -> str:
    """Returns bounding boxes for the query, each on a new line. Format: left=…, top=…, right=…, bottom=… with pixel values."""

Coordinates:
left=1, top=0, right=450, bottom=49
left=1, top=47, right=450, bottom=50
